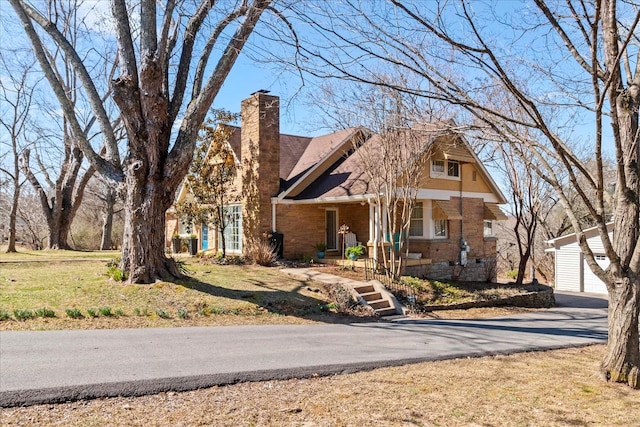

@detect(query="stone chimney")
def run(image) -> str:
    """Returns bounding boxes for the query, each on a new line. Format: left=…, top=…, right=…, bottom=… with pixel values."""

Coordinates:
left=241, top=92, right=280, bottom=251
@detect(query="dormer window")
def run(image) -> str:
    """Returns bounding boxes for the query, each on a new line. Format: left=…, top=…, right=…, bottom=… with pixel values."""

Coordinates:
left=431, top=160, right=445, bottom=174
left=431, top=159, right=460, bottom=180
left=447, top=160, right=459, bottom=177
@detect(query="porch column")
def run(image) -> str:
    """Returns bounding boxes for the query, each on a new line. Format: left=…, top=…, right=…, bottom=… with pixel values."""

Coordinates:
left=368, top=201, right=375, bottom=243
left=370, top=200, right=379, bottom=261
left=382, top=202, right=388, bottom=242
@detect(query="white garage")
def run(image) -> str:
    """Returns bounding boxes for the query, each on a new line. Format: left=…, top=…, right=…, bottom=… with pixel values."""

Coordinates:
left=545, top=223, right=613, bottom=295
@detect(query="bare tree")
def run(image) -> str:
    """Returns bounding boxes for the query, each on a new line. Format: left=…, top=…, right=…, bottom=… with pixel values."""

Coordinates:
left=281, top=0, right=640, bottom=387
left=0, top=58, right=38, bottom=252
left=312, top=83, right=439, bottom=277
left=9, top=0, right=273, bottom=282
left=495, top=142, right=554, bottom=285
left=84, top=176, right=123, bottom=250
left=15, top=189, right=48, bottom=249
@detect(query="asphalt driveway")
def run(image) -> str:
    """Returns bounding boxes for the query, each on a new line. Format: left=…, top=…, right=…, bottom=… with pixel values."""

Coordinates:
left=0, top=292, right=608, bottom=407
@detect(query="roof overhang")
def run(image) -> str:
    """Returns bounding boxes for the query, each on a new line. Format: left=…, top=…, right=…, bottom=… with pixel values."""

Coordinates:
left=484, top=203, right=508, bottom=220
left=433, top=199, right=463, bottom=220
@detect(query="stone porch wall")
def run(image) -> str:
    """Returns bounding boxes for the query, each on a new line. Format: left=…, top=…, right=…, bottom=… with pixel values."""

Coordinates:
left=404, top=256, right=497, bottom=282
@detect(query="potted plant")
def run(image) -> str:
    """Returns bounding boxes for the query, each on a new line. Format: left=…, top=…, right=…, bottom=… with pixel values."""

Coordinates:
left=313, top=242, right=327, bottom=259
left=188, top=234, right=198, bottom=256
left=345, top=244, right=366, bottom=260
left=172, top=233, right=181, bottom=253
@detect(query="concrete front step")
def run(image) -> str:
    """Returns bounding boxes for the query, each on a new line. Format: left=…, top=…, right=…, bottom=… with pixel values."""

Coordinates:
left=352, top=284, right=375, bottom=294
left=359, top=291, right=383, bottom=302
left=375, top=307, right=399, bottom=316
left=368, top=299, right=392, bottom=310
left=279, top=268, right=405, bottom=317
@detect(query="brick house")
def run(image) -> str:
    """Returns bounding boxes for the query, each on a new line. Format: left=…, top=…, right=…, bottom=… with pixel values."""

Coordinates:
left=166, top=92, right=507, bottom=280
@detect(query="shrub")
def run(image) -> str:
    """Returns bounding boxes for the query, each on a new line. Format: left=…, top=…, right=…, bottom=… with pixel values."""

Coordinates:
left=99, top=306, right=113, bottom=316
left=325, top=284, right=358, bottom=313
left=13, top=309, right=34, bottom=321
left=35, top=307, right=56, bottom=318
left=246, top=240, right=277, bottom=266
left=171, top=257, right=193, bottom=275
left=87, top=308, right=98, bottom=318
left=115, top=309, right=124, bottom=317
left=156, top=309, right=171, bottom=319
left=298, top=254, right=314, bottom=264
left=401, top=276, right=427, bottom=292
left=178, top=308, right=189, bottom=319
left=482, top=258, right=498, bottom=283
left=66, top=308, right=83, bottom=319
left=345, top=244, right=366, bottom=259
left=106, top=257, right=128, bottom=281
left=313, top=242, right=327, bottom=252
left=506, top=269, right=519, bottom=280
left=0, top=310, right=10, bottom=321
left=209, top=306, right=230, bottom=315
left=135, top=308, right=149, bottom=317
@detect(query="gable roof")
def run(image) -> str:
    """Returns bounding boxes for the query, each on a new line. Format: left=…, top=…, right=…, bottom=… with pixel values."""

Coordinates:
left=287, top=125, right=507, bottom=204
left=279, top=127, right=368, bottom=198
left=545, top=222, right=614, bottom=248
left=190, top=121, right=506, bottom=205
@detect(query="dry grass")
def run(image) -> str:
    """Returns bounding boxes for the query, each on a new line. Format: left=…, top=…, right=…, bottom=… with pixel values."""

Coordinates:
left=2, top=345, right=637, bottom=426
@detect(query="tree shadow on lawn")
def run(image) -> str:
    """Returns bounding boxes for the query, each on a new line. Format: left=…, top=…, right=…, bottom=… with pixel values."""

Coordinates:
left=171, top=274, right=378, bottom=324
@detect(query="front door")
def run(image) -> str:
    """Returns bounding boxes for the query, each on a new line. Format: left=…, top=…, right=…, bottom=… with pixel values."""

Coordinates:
left=326, top=209, right=338, bottom=251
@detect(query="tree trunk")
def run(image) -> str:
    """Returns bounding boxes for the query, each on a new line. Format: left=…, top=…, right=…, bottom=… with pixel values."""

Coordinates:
left=120, top=169, right=180, bottom=283
left=6, top=178, right=20, bottom=253
left=219, top=206, right=227, bottom=257
left=100, top=187, right=115, bottom=250
left=515, top=257, right=527, bottom=285
left=601, top=275, right=640, bottom=388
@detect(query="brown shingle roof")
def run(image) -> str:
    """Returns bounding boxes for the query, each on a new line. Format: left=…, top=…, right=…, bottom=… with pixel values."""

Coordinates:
left=286, top=128, right=361, bottom=181
left=293, top=129, right=435, bottom=200
left=223, top=125, right=313, bottom=181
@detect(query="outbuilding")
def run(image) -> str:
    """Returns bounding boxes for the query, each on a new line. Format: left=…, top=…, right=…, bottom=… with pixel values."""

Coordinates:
left=545, top=223, right=613, bottom=294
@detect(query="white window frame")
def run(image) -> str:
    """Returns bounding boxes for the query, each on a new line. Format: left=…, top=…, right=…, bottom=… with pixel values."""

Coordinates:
left=447, top=160, right=460, bottom=178
left=220, top=204, right=242, bottom=253
left=409, top=202, right=425, bottom=238
left=483, top=220, right=493, bottom=237
left=433, top=219, right=448, bottom=239
left=431, top=160, right=445, bottom=175
left=178, top=219, right=193, bottom=236
left=430, top=159, right=461, bottom=181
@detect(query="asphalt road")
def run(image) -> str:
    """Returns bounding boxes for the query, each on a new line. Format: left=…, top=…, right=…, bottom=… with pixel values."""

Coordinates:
left=0, top=292, right=608, bottom=407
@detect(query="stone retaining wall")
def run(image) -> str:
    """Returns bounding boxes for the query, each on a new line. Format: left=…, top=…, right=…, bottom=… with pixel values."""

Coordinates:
left=418, top=284, right=556, bottom=311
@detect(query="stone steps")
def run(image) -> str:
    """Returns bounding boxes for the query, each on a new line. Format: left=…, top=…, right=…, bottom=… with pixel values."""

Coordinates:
left=352, top=281, right=402, bottom=317
left=280, top=268, right=405, bottom=317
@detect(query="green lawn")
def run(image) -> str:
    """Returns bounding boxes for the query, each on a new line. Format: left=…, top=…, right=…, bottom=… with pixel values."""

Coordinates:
left=0, top=252, right=340, bottom=330
left=0, top=248, right=120, bottom=261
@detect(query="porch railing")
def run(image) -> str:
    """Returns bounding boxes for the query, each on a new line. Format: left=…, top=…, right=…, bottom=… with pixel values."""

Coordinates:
left=363, top=258, right=416, bottom=300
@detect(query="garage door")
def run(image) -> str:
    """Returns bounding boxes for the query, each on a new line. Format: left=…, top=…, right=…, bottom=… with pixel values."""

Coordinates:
left=583, top=255, right=609, bottom=294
